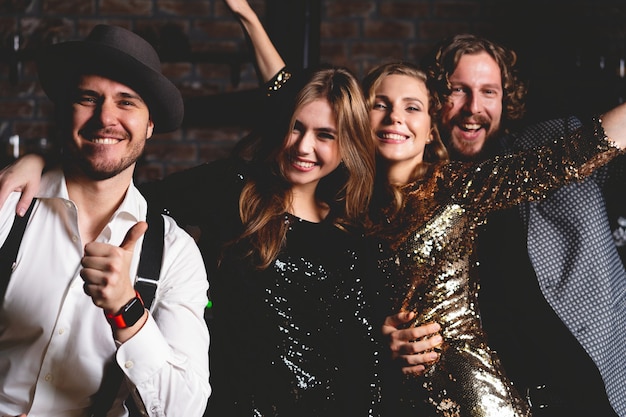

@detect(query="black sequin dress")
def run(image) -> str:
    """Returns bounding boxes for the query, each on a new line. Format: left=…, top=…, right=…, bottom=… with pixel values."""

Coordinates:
left=373, top=119, right=621, bottom=417
left=140, top=158, right=381, bottom=417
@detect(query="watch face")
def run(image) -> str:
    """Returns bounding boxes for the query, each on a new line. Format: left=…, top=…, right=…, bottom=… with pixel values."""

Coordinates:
left=106, top=295, right=145, bottom=329
left=122, top=297, right=146, bottom=327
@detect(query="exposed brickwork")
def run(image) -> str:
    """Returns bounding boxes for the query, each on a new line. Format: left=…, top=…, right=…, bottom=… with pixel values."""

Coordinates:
left=1, top=0, right=625, bottom=183
left=320, top=21, right=359, bottom=40
left=100, top=0, right=153, bottom=16
left=0, top=99, right=34, bottom=118
left=43, top=0, right=95, bottom=15
left=378, top=2, right=431, bottom=20
left=324, top=1, right=375, bottom=18
left=157, top=0, right=213, bottom=18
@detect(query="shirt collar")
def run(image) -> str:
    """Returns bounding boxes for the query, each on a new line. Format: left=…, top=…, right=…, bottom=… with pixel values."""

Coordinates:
left=38, top=168, right=148, bottom=223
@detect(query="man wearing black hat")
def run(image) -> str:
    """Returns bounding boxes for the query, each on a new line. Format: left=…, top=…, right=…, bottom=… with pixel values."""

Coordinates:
left=0, top=25, right=210, bottom=416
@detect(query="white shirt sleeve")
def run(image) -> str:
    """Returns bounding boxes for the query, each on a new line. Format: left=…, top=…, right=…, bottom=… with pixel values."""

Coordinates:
left=115, top=215, right=210, bottom=416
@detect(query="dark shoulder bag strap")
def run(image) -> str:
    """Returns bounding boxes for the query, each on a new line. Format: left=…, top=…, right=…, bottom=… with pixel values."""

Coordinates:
left=90, top=208, right=165, bottom=417
left=0, top=198, right=37, bottom=306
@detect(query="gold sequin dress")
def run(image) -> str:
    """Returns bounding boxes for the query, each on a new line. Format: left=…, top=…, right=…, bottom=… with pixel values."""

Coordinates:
left=374, top=119, right=621, bottom=417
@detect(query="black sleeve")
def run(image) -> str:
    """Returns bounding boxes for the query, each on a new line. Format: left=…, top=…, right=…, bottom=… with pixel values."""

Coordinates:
left=138, top=158, right=239, bottom=228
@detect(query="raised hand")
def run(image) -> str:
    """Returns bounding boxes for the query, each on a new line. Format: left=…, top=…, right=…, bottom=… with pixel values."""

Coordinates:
left=81, top=221, right=148, bottom=314
left=222, top=0, right=285, bottom=82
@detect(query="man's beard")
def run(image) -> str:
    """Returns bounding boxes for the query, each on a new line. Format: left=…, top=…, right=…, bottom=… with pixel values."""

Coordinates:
left=72, top=152, right=141, bottom=180
left=63, top=136, right=145, bottom=181
left=441, top=116, right=503, bottom=162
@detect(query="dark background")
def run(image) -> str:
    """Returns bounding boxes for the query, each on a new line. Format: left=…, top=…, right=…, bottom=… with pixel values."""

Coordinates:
left=1, top=0, right=625, bottom=181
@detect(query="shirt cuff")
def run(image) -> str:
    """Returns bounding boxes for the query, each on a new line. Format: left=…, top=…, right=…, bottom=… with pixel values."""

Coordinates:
left=115, top=314, right=170, bottom=385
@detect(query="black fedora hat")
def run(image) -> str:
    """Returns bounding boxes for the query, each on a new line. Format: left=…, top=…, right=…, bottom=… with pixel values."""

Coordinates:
left=37, top=24, right=183, bottom=133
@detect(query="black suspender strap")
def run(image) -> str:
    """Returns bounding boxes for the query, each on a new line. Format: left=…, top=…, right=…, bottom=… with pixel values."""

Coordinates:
left=0, top=198, right=37, bottom=306
left=90, top=207, right=165, bottom=417
left=134, top=207, right=165, bottom=309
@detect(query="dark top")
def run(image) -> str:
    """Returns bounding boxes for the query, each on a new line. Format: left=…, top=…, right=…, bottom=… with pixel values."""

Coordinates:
left=140, top=158, right=381, bottom=417
left=477, top=118, right=621, bottom=417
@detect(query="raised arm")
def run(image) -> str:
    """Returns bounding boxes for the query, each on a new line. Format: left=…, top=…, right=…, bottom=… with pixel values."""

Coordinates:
left=601, top=101, right=626, bottom=149
left=224, top=0, right=285, bottom=82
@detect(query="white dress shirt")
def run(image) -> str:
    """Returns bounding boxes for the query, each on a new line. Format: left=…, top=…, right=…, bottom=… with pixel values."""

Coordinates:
left=0, top=169, right=210, bottom=417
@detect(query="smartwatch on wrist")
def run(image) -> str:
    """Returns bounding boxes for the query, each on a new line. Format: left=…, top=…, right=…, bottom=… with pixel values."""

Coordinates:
left=105, top=291, right=145, bottom=329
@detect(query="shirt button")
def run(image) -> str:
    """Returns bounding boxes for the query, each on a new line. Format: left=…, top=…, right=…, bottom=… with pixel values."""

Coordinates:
left=124, top=361, right=134, bottom=369
left=71, top=235, right=78, bottom=242
left=58, top=328, right=65, bottom=335
left=44, top=373, right=52, bottom=382
left=65, top=202, right=72, bottom=209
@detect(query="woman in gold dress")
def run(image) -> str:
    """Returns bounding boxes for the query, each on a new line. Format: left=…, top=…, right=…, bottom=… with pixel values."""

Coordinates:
left=363, top=62, right=625, bottom=416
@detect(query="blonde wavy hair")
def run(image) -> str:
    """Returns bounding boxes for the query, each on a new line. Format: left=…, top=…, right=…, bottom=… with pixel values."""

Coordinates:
left=236, top=66, right=376, bottom=269
left=362, top=62, right=449, bottom=221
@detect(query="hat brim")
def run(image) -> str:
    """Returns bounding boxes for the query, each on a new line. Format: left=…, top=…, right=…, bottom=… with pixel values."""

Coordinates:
left=37, top=41, right=183, bottom=133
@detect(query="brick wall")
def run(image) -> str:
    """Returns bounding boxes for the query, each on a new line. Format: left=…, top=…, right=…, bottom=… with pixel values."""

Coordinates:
left=1, top=0, right=625, bottom=182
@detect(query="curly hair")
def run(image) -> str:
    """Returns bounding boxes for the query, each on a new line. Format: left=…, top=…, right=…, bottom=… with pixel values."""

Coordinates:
left=425, top=34, right=527, bottom=134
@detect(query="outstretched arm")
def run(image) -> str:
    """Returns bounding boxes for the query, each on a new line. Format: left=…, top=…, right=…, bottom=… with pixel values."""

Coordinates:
left=601, top=101, right=626, bottom=149
left=224, top=0, right=285, bottom=82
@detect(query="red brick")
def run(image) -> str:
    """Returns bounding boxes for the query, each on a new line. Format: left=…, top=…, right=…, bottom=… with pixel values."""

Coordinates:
left=0, top=99, right=35, bottom=118
left=320, top=42, right=349, bottom=64
left=324, top=1, right=374, bottom=18
left=43, top=0, right=95, bottom=15
left=184, top=126, right=243, bottom=143
left=19, top=17, right=75, bottom=47
left=351, top=41, right=405, bottom=61
left=320, top=21, right=359, bottom=39
left=12, top=121, right=52, bottom=140
left=195, top=20, right=245, bottom=39
left=198, top=141, right=237, bottom=162
left=0, top=76, right=37, bottom=98
left=143, top=141, right=197, bottom=163
left=36, top=98, right=55, bottom=119
left=157, top=0, right=212, bottom=17
left=379, top=1, right=431, bottom=19
left=134, top=162, right=165, bottom=183
left=100, top=0, right=152, bottom=16
left=364, top=20, right=413, bottom=40
left=432, top=1, right=481, bottom=19
left=408, top=42, right=436, bottom=64
left=0, top=17, right=17, bottom=34
left=418, top=21, right=472, bottom=42
left=163, top=162, right=200, bottom=175
left=149, top=128, right=184, bottom=142
left=162, top=62, right=193, bottom=81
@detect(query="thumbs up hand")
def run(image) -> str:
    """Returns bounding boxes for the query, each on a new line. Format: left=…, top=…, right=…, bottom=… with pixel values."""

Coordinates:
left=81, top=222, right=148, bottom=314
